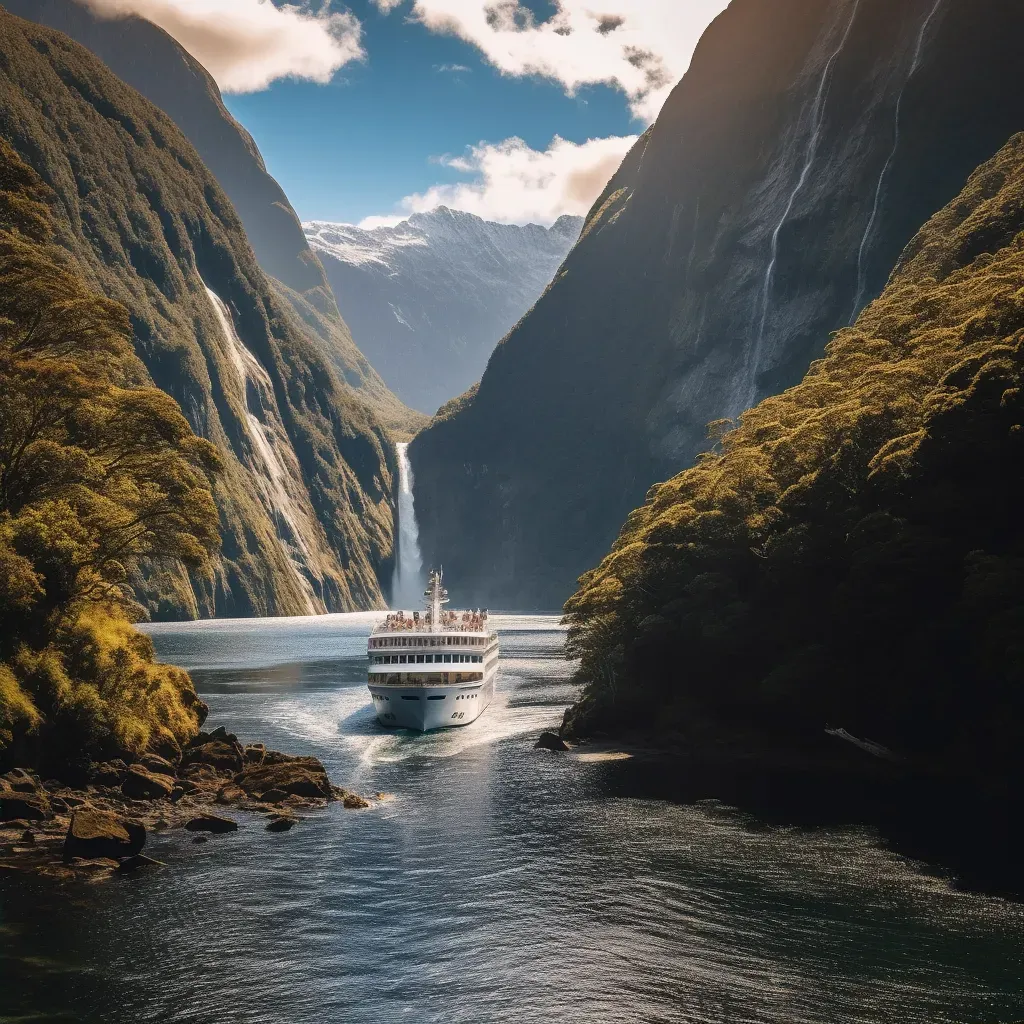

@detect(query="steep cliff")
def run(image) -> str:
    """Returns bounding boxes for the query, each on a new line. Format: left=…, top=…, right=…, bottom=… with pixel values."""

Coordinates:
left=564, top=130, right=1024, bottom=791
left=410, top=0, right=1024, bottom=609
left=2, top=0, right=422, bottom=437
left=306, top=209, right=583, bottom=415
left=0, top=9, right=396, bottom=618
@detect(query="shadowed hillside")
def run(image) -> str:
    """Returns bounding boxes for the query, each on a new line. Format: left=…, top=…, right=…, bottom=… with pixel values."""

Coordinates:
left=564, top=131, right=1024, bottom=800
left=0, top=8, right=397, bottom=619
left=411, top=0, right=1024, bottom=610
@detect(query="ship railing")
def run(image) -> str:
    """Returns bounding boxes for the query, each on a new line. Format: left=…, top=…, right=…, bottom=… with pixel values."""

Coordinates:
left=372, top=620, right=489, bottom=635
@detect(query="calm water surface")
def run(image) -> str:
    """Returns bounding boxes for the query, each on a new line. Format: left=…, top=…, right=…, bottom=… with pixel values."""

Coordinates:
left=2, top=613, right=1023, bottom=1023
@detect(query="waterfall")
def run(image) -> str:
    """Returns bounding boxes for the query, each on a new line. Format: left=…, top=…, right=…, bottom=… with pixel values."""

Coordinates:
left=204, top=284, right=320, bottom=615
left=391, top=442, right=425, bottom=610
left=850, top=0, right=946, bottom=323
left=745, top=0, right=863, bottom=410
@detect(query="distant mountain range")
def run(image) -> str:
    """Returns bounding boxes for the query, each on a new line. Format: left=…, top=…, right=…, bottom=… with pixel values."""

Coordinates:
left=305, top=210, right=583, bottom=415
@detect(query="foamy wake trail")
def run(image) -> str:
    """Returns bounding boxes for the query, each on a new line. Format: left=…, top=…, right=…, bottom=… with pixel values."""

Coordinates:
left=340, top=685, right=567, bottom=767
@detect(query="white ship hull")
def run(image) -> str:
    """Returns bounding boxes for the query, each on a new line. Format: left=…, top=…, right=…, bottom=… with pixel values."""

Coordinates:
left=369, top=570, right=498, bottom=733
left=369, top=670, right=496, bottom=732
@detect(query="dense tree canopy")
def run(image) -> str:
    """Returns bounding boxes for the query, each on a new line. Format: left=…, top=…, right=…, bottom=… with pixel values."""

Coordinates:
left=0, top=139, right=220, bottom=774
left=564, top=134, right=1024, bottom=785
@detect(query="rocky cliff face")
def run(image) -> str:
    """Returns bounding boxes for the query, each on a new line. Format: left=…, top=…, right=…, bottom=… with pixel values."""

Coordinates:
left=0, top=9, right=397, bottom=618
left=1, top=0, right=422, bottom=437
left=410, top=0, right=1024, bottom=610
left=564, top=126, right=1024, bottom=791
left=305, top=209, right=583, bottom=415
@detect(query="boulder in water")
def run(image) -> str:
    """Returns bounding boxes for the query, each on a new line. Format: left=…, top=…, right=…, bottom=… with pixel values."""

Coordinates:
left=256, top=788, right=288, bottom=804
left=63, top=809, right=145, bottom=861
left=122, top=765, right=175, bottom=800
left=2, top=769, right=40, bottom=794
left=184, top=814, right=238, bottom=834
left=0, top=789, right=50, bottom=821
left=138, top=753, right=176, bottom=777
left=243, top=743, right=267, bottom=766
left=181, top=740, right=244, bottom=773
left=535, top=732, right=570, bottom=752
left=235, top=757, right=332, bottom=800
left=265, top=817, right=295, bottom=833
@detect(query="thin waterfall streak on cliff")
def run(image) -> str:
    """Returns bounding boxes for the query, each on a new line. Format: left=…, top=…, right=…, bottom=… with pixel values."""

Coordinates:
left=684, top=201, right=701, bottom=283
left=391, top=442, right=424, bottom=610
left=747, top=0, right=863, bottom=410
left=850, top=0, right=947, bottom=323
left=203, top=284, right=320, bottom=615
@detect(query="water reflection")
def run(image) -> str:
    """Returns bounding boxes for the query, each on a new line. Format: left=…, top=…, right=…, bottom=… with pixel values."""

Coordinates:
left=1, top=613, right=1022, bottom=1024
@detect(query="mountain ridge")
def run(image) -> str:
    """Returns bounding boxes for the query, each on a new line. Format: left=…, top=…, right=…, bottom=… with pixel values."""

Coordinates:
left=1, top=0, right=423, bottom=438
left=305, top=208, right=583, bottom=414
left=410, top=0, right=1024, bottom=610
left=0, top=7, right=397, bottom=619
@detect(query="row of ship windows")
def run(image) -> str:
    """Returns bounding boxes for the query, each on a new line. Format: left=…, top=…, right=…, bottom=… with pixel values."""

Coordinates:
left=369, top=636, right=487, bottom=649
left=372, top=693, right=478, bottom=702
left=372, top=654, right=483, bottom=665
left=369, top=673, right=483, bottom=684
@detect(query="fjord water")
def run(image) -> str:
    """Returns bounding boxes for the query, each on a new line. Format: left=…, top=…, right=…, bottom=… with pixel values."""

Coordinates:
left=2, top=614, right=1023, bottom=1024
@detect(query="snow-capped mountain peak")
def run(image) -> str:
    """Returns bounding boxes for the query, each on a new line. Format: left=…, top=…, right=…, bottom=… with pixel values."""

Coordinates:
left=303, top=209, right=583, bottom=414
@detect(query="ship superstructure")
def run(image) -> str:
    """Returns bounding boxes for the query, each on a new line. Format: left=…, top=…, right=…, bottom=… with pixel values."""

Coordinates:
left=367, top=570, right=499, bottom=731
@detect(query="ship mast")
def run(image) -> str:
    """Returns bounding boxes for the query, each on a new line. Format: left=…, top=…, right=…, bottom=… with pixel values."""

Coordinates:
left=425, top=568, right=448, bottom=631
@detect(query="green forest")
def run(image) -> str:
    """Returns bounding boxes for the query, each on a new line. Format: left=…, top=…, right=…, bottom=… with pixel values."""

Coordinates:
left=0, top=139, right=216, bottom=777
left=564, top=132, right=1024, bottom=786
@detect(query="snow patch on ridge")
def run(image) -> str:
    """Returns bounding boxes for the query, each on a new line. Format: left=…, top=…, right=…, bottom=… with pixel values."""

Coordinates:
left=303, top=207, right=582, bottom=275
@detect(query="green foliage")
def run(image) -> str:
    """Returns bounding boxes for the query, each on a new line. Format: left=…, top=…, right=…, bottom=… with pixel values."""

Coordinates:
left=565, top=134, right=1024, bottom=779
left=0, top=139, right=218, bottom=774
left=0, top=11, right=398, bottom=617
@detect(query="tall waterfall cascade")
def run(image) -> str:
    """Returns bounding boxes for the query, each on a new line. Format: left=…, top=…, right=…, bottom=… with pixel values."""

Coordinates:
left=203, top=283, right=322, bottom=615
left=391, top=442, right=425, bottom=610
left=850, top=0, right=947, bottom=322
left=745, top=0, right=863, bottom=411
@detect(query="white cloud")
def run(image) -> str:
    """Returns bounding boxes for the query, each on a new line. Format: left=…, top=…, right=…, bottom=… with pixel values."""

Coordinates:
left=359, top=134, right=638, bottom=228
left=372, top=0, right=730, bottom=122
left=82, top=0, right=364, bottom=93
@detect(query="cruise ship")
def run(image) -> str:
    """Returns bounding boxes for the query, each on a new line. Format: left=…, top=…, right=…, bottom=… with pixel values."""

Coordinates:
left=367, top=570, right=499, bottom=731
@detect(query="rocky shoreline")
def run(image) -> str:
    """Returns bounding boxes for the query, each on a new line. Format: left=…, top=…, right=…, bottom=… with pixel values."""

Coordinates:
left=0, top=726, right=374, bottom=882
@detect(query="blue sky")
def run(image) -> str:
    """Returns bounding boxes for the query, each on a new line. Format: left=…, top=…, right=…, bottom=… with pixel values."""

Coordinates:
left=87, top=0, right=728, bottom=226
left=224, top=2, right=635, bottom=225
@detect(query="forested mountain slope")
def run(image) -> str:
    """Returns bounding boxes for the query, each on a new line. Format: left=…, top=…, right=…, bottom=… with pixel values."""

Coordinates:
left=411, top=0, right=1024, bottom=609
left=564, top=131, right=1024, bottom=789
left=0, top=9, right=396, bottom=619
left=2, top=0, right=422, bottom=437
left=0, top=137, right=216, bottom=771
left=306, top=209, right=582, bottom=415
